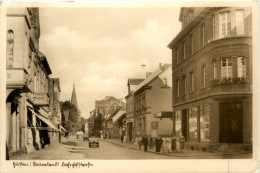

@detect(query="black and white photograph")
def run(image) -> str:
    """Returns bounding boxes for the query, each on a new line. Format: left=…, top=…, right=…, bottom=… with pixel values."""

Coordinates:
left=0, top=1, right=259, bottom=173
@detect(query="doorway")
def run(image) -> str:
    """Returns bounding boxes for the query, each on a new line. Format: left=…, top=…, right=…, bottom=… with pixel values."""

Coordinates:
left=219, top=102, right=243, bottom=143
left=128, top=122, right=133, bottom=141
left=181, top=109, right=188, bottom=141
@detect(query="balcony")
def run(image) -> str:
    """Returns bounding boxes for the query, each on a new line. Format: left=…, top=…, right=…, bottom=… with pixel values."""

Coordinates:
left=6, top=68, right=30, bottom=91
left=27, top=92, right=49, bottom=106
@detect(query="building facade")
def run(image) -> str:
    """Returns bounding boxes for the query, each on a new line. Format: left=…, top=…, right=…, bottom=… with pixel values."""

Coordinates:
left=125, top=64, right=173, bottom=141
left=6, top=8, right=61, bottom=158
left=125, top=79, right=144, bottom=142
left=168, top=7, right=252, bottom=151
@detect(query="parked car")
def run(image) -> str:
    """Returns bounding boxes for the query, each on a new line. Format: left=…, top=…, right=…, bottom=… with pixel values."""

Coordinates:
left=89, top=137, right=99, bottom=148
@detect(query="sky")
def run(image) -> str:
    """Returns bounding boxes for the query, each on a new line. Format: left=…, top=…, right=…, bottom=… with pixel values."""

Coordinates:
left=39, top=7, right=182, bottom=119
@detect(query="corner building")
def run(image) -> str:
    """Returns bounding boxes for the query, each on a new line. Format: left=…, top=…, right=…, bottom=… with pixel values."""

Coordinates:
left=168, top=7, right=252, bottom=151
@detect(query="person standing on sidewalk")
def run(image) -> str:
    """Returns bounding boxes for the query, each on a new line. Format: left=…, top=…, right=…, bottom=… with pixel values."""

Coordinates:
left=171, top=136, right=177, bottom=153
left=162, top=137, right=167, bottom=154
left=141, top=135, right=149, bottom=152
left=137, top=136, right=142, bottom=150
left=149, top=137, right=154, bottom=150
left=121, top=135, right=124, bottom=143
left=166, top=135, right=172, bottom=154
left=155, top=137, right=162, bottom=152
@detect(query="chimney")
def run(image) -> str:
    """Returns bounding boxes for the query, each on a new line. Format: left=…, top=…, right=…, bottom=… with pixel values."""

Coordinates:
left=146, top=72, right=152, bottom=78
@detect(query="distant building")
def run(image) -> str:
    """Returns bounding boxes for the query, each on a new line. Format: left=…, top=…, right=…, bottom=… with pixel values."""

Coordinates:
left=126, top=64, right=173, bottom=141
left=125, top=79, right=144, bottom=142
left=168, top=7, right=252, bottom=151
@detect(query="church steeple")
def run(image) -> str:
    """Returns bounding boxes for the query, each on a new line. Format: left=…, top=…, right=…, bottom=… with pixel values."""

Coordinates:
left=71, top=83, right=78, bottom=109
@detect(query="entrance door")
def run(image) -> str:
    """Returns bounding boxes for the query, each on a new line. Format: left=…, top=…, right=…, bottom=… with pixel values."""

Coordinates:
left=219, top=102, right=243, bottom=143
left=181, top=109, right=188, bottom=141
left=128, top=123, right=132, bottom=141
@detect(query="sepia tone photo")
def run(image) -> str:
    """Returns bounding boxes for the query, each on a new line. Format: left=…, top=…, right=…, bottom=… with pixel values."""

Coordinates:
left=1, top=1, right=259, bottom=173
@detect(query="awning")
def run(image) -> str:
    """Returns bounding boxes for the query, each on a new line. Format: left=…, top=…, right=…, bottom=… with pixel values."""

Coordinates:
left=35, top=113, right=59, bottom=131
left=60, top=125, right=67, bottom=132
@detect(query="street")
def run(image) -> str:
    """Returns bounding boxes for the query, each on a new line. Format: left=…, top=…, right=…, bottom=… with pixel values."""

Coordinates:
left=12, top=137, right=252, bottom=160
left=13, top=139, right=171, bottom=160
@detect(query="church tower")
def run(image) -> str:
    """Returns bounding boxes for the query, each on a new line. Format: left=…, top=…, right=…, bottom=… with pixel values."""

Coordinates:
left=71, top=83, right=81, bottom=121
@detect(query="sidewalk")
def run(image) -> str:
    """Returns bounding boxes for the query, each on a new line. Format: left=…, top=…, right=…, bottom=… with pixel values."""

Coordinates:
left=12, top=137, right=87, bottom=160
left=102, top=138, right=252, bottom=159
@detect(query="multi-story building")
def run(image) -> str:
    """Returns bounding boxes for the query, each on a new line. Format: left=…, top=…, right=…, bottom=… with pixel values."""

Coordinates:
left=168, top=7, right=252, bottom=151
left=93, top=96, right=122, bottom=136
left=125, top=79, right=144, bottom=142
left=104, top=100, right=125, bottom=138
left=6, top=8, right=60, bottom=158
left=126, top=64, right=173, bottom=140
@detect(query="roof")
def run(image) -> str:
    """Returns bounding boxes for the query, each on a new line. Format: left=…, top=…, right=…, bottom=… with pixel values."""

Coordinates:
left=107, top=107, right=122, bottom=120
left=132, top=64, right=172, bottom=93
left=71, top=83, right=78, bottom=109
left=128, top=78, right=145, bottom=85
left=112, top=110, right=126, bottom=123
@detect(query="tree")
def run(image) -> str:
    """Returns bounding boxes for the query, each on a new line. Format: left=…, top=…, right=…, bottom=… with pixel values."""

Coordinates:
left=61, top=101, right=81, bottom=133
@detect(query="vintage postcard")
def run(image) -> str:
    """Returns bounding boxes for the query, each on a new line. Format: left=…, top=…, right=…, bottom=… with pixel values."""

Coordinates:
left=0, top=1, right=259, bottom=173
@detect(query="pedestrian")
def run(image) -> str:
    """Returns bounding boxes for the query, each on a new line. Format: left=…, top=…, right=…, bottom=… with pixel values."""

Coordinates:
left=176, top=137, right=181, bottom=152
left=138, top=136, right=142, bottom=150
left=162, top=136, right=167, bottom=154
left=166, top=135, right=172, bottom=154
left=141, top=135, right=149, bottom=152
left=149, top=137, right=154, bottom=150
left=171, top=136, right=176, bottom=153
left=155, top=137, right=162, bottom=152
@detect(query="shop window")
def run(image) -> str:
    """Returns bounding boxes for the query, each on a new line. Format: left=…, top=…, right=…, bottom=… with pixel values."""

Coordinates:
left=237, top=57, right=246, bottom=77
left=221, top=58, right=232, bottom=78
left=175, top=111, right=181, bottom=136
left=189, top=107, right=198, bottom=142
left=200, top=105, right=210, bottom=142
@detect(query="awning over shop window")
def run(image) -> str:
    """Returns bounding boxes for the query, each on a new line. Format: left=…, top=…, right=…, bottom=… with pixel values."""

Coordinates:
left=35, top=113, right=59, bottom=131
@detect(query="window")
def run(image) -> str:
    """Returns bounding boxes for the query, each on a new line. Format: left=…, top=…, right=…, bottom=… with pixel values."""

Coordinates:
left=151, top=121, right=158, bottom=130
left=201, top=24, right=205, bottom=46
left=213, top=60, right=217, bottom=79
left=237, top=57, right=246, bottom=77
left=213, top=15, right=218, bottom=38
left=176, top=80, right=180, bottom=97
left=221, top=58, right=232, bottom=78
left=236, top=10, right=245, bottom=35
left=183, top=42, right=186, bottom=60
left=183, top=76, right=187, bottom=94
left=190, top=72, right=194, bottom=92
left=190, top=34, right=193, bottom=54
left=176, top=48, right=179, bottom=65
left=219, top=11, right=231, bottom=37
left=7, top=30, right=14, bottom=68
left=202, top=65, right=206, bottom=87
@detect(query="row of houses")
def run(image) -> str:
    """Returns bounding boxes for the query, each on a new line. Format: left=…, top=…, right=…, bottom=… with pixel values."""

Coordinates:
left=124, top=7, right=253, bottom=152
left=5, top=8, right=65, bottom=159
